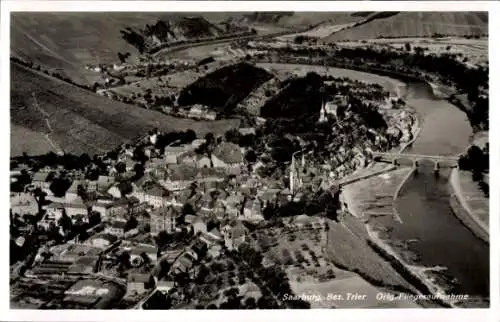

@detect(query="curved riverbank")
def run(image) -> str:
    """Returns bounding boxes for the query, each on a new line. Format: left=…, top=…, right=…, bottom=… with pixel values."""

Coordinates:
left=449, top=168, right=489, bottom=244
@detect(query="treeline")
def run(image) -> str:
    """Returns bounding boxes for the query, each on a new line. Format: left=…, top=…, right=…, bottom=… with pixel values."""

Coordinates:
left=11, top=57, right=93, bottom=91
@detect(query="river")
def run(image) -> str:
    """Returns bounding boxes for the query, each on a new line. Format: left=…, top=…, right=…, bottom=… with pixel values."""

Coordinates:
left=393, top=81, right=489, bottom=306
left=254, top=62, right=489, bottom=305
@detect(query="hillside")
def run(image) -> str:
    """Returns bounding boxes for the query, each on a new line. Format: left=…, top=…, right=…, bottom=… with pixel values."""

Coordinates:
left=11, top=12, right=361, bottom=84
left=10, top=62, right=239, bottom=157
left=260, top=72, right=323, bottom=121
left=323, top=12, right=488, bottom=41
left=177, top=62, right=273, bottom=112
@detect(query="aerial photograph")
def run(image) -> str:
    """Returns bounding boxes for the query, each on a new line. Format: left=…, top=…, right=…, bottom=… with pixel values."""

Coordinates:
left=9, top=11, right=489, bottom=310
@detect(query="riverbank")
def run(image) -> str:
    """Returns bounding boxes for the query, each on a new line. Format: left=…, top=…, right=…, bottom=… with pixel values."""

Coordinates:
left=449, top=168, right=489, bottom=243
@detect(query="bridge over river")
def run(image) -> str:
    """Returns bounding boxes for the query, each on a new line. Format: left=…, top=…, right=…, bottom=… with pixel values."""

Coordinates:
left=371, top=151, right=459, bottom=169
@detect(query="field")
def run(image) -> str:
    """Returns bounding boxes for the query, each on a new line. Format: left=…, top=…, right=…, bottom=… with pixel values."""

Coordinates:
left=11, top=63, right=240, bottom=156
left=248, top=215, right=420, bottom=308
left=10, top=125, right=57, bottom=157
left=110, top=60, right=229, bottom=99
left=287, top=266, right=420, bottom=308
left=325, top=213, right=417, bottom=294
left=323, top=12, right=488, bottom=42
left=338, top=37, right=488, bottom=68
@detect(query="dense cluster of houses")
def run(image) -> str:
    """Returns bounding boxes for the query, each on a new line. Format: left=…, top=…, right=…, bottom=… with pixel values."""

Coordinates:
left=11, top=126, right=307, bottom=308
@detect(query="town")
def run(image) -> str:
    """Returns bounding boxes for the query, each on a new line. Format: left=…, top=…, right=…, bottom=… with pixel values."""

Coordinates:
left=9, top=11, right=489, bottom=310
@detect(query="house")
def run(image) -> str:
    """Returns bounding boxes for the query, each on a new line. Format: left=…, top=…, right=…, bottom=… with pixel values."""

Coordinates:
left=58, top=244, right=102, bottom=263
left=10, top=192, right=38, bottom=216
left=65, top=180, right=86, bottom=203
left=223, top=222, right=247, bottom=250
left=129, top=202, right=152, bottom=217
left=126, top=273, right=153, bottom=297
left=191, top=139, right=206, bottom=150
left=243, top=198, right=264, bottom=222
left=87, top=180, right=98, bottom=193
left=39, top=203, right=64, bottom=229
left=64, top=199, right=88, bottom=218
left=68, top=256, right=99, bottom=275
left=162, top=249, right=183, bottom=264
left=238, top=127, right=256, bottom=136
left=97, top=176, right=115, bottom=192
left=192, top=217, right=207, bottom=235
left=223, top=193, right=244, bottom=217
left=324, top=101, right=338, bottom=117
left=84, top=233, right=118, bottom=249
left=145, top=158, right=166, bottom=174
left=184, top=214, right=197, bottom=226
left=204, top=111, right=217, bottom=121
left=160, top=164, right=198, bottom=191
left=207, top=244, right=222, bottom=258
left=104, top=201, right=129, bottom=219
left=104, top=220, right=127, bottom=237
left=188, top=104, right=205, bottom=119
left=150, top=206, right=178, bottom=235
left=196, top=155, right=212, bottom=169
left=91, top=201, right=113, bottom=218
left=134, top=183, right=168, bottom=208
left=170, top=251, right=196, bottom=275
left=32, top=172, right=50, bottom=190
left=164, top=146, right=190, bottom=164
left=200, top=227, right=222, bottom=247
left=211, top=142, right=243, bottom=174
left=156, top=280, right=175, bottom=295
left=130, top=244, right=158, bottom=266
left=107, top=185, right=122, bottom=199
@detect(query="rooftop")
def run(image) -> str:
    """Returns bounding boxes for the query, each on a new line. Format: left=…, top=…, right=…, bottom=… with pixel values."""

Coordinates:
left=33, top=172, right=49, bottom=182
left=165, top=164, right=198, bottom=181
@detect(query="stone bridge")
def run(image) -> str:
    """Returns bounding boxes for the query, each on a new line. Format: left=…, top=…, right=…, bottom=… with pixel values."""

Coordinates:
left=372, top=152, right=459, bottom=170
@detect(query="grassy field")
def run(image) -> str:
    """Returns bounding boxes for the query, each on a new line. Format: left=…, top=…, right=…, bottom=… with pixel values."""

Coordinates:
left=11, top=63, right=240, bottom=156
left=323, top=12, right=488, bottom=42
left=10, top=125, right=57, bottom=157
left=325, top=216, right=416, bottom=294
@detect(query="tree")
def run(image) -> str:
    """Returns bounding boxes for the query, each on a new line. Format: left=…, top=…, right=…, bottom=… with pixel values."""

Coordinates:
left=404, top=43, right=411, bottom=52
left=125, top=215, right=138, bottom=231
left=472, top=168, right=483, bottom=182
left=117, top=251, right=131, bottom=270
left=140, top=252, right=152, bottom=267
left=185, top=129, right=197, bottom=142
left=244, top=149, right=257, bottom=163
left=182, top=203, right=195, bottom=216
left=244, top=297, right=257, bottom=309
left=133, top=163, right=145, bottom=180
left=118, top=180, right=133, bottom=196
left=89, top=211, right=102, bottom=226
left=115, top=162, right=126, bottom=174
left=57, top=209, right=72, bottom=234
left=49, top=178, right=72, bottom=197
left=155, top=231, right=170, bottom=249
left=205, top=132, right=215, bottom=145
